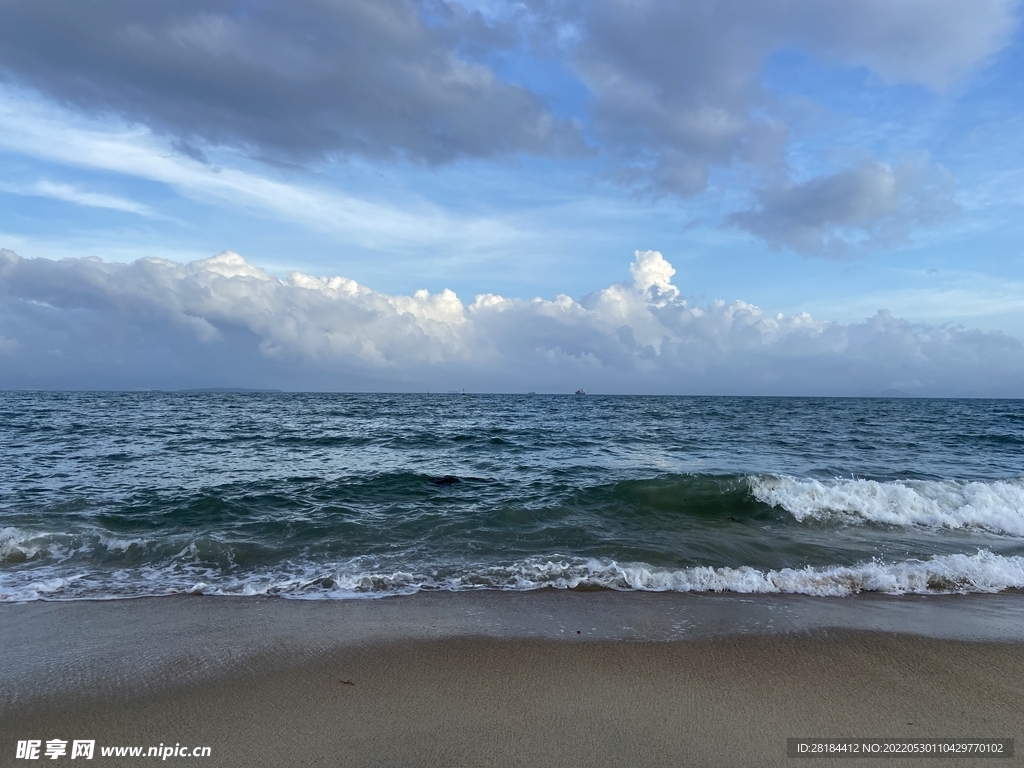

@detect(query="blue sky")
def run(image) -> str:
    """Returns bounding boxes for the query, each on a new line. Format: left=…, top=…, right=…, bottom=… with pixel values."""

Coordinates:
left=1, top=0, right=1023, bottom=394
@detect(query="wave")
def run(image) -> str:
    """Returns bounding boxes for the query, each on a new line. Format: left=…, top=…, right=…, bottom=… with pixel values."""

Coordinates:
left=0, top=526, right=153, bottom=564
left=750, top=476, right=1024, bottom=536
left=8, top=472, right=1023, bottom=540
left=3, top=551, right=1022, bottom=602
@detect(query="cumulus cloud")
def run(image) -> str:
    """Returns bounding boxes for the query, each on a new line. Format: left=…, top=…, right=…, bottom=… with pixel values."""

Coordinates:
left=0, top=0, right=582, bottom=164
left=557, top=0, right=1017, bottom=198
left=1, top=247, right=1021, bottom=395
left=728, top=156, right=959, bottom=256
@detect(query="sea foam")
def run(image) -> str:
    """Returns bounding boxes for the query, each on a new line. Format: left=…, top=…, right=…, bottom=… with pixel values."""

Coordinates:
left=3, top=550, right=1023, bottom=602
left=424, top=551, right=1024, bottom=597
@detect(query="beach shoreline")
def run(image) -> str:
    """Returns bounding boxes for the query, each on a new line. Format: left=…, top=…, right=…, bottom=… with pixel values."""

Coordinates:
left=2, top=592, right=1022, bottom=766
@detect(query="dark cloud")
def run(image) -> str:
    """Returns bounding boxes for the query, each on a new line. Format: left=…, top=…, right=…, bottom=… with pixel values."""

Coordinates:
left=0, top=0, right=582, bottom=163
left=728, top=157, right=958, bottom=256
left=564, top=2, right=785, bottom=197
left=0, top=0, right=1014, bottom=253
left=548, top=0, right=1016, bottom=197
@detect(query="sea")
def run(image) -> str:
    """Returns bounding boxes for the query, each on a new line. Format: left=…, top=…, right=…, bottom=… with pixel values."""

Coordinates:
left=1, top=392, right=1023, bottom=602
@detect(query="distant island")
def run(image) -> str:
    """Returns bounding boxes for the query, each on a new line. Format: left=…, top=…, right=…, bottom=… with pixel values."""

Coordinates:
left=177, top=387, right=283, bottom=393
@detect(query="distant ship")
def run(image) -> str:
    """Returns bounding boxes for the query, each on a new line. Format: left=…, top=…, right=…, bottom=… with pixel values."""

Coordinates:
left=575, top=388, right=585, bottom=395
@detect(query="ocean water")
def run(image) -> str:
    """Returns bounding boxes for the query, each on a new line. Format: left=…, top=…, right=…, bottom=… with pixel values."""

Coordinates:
left=1, top=392, right=1023, bottom=602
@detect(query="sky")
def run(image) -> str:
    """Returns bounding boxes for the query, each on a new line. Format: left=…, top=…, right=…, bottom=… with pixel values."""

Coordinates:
left=1, top=0, right=1023, bottom=395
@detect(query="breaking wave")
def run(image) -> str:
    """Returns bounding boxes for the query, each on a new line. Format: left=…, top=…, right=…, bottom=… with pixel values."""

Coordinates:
left=750, top=476, right=1024, bottom=537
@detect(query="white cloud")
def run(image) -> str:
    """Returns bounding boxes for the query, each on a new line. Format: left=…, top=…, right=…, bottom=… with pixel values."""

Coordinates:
left=1, top=247, right=1021, bottom=395
left=0, top=88, right=523, bottom=254
left=0, top=179, right=154, bottom=216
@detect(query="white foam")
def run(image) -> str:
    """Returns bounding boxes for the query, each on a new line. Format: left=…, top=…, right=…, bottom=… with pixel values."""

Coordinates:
left=440, top=551, right=1024, bottom=597
left=99, top=536, right=150, bottom=553
left=0, top=574, right=88, bottom=602
left=750, top=476, right=1024, bottom=536
left=9, top=550, right=1022, bottom=602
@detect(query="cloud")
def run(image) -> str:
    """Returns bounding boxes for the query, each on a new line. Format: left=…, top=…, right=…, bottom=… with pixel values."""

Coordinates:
left=0, top=0, right=582, bottom=164
left=554, top=0, right=1017, bottom=196
left=791, top=0, right=1020, bottom=90
left=0, top=179, right=154, bottom=216
left=0, top=92, right=523, bottom=253
left=0, top=0, right=1013, bottom=257
left=1, top=247, right=1021, bottom=396
left=728, top=156, right=959, bottom=256
left=0, top=1, right=1013, bottom=187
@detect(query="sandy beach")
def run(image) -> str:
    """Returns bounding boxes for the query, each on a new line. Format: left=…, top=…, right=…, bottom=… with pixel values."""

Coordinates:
left=2, top=592, right=1022, bottom=767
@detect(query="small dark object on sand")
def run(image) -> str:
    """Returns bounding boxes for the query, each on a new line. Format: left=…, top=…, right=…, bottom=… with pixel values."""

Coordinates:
left=430, top=475, right=460, bottom=486
left=339, top=680, right=355, bottom=686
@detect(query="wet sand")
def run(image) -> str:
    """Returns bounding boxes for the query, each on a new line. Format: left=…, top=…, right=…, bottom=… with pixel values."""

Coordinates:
left=2, top=593, right=1023, bottom=767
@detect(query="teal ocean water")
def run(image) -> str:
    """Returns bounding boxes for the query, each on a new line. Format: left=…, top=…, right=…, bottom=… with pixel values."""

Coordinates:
left=2, top=392, right=1023, bottom=601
